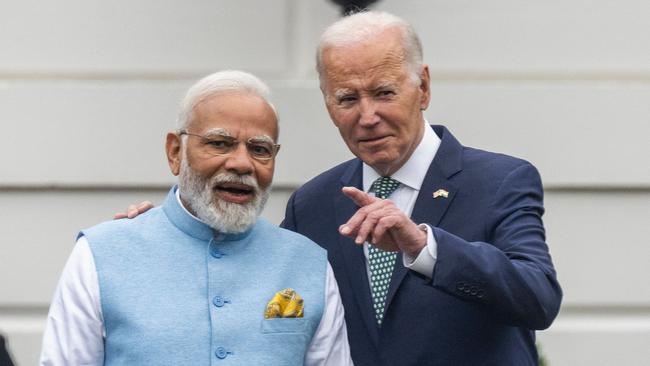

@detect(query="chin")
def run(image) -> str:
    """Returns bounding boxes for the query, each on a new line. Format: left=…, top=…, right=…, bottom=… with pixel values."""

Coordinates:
left=362, top=152, right=406, bottom=176
left=360, top=152, right=394, bottom=166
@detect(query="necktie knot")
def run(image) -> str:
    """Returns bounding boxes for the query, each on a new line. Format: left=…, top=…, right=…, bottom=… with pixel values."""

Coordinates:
left=371, top=176, right=400, bottom=199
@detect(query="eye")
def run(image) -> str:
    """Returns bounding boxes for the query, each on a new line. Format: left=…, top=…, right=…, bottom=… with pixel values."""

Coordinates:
left=205, top=138, right=233, bottom=149
left=248, top=142, right=273, bottom=158
left=376, top=89, right=395, bottom=98
left=337, top=95, right=358, bottom=105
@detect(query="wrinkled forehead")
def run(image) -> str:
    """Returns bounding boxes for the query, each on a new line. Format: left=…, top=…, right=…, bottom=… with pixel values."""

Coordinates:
left=320, top=31, right=409, bottom=88
left=326, top=49, right=407, bottom=76
left=322, top=50, right=410, bottom=93
left=190, top=92, right=279, bottom=140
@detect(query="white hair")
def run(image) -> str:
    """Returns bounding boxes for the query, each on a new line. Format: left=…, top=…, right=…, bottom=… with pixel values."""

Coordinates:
left=178, top=70, right=276, bottom=130
left=316, top=11, right=423, bottom=85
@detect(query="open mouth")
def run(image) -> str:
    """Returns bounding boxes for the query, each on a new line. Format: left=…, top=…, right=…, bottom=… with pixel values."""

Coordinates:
left=214, top=182, right=255, bottom=203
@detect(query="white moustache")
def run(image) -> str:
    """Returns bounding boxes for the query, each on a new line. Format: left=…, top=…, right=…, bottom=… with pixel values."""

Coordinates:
left=209, top=173, right=260, bottom=195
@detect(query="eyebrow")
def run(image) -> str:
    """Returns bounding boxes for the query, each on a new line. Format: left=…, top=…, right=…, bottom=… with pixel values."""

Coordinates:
left=201, top=129, right=275, bottom=144
left=248, top=135, right=275, bottom=144
left=372, top=82, right=396, bottom=91
left=201, top=128, right=231, bottom=138
left=331, top=82, right=397, bottom=100
left=333, top=89, right=355, bottom=100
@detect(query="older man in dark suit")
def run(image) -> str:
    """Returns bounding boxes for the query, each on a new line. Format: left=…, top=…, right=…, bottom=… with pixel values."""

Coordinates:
left=281, top=11, right=562, bottom=365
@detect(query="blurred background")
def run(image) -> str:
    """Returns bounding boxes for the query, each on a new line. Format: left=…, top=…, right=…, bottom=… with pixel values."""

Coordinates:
left=1, top=1, right=648, bottom=364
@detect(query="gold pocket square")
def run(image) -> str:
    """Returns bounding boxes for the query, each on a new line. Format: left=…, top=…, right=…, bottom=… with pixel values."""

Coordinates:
left=264, top=288, right=304, bottom=319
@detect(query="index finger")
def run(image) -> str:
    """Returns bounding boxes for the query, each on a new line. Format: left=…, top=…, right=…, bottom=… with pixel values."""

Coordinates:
left=341, top=186, right=379, bottom=207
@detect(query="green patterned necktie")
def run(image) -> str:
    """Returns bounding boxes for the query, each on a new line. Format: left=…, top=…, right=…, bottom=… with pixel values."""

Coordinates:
left=368, top=176, right=400, bottom=325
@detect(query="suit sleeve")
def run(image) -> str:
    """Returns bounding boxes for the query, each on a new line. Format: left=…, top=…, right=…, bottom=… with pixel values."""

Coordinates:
left=431, top=163, right=562, bottom=330
left=280, top=190, right=298, bottom=231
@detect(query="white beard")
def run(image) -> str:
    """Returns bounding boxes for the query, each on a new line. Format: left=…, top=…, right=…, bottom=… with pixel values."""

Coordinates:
left=178, top=157, right=270, bottom=234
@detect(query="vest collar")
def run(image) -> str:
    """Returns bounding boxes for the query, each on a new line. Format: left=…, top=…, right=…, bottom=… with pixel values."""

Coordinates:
left=162, top=186, right=253, bottom=242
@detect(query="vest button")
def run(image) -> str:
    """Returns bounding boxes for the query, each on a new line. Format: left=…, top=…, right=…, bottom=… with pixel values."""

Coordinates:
left=213, top=296, right=227, bottom=307
left=215, top=347, right=229, bottom=359
left=210, top=247, right=224, bottom=258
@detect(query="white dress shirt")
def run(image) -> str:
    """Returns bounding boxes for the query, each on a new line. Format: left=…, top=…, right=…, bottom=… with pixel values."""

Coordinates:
left=362, top=121, right=441, bottom=279
left=40, top=192, right=352, bottom=366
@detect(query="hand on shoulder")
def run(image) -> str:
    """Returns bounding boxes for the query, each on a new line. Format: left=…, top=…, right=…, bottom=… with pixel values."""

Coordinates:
left=113, top=201, right=154, bottom=220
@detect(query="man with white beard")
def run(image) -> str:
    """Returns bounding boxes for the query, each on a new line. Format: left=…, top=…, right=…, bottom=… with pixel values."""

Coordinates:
left=40, top=70, right=352, bottom=366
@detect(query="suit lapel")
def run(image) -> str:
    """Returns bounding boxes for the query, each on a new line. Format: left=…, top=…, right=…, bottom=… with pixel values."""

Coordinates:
left=335, top=160, right=380, bottom=345
left=384, top=125, right=463, bottom=312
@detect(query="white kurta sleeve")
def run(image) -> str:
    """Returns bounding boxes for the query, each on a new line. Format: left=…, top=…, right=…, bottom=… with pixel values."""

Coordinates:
left=39, top=236, right=105, bottom=366
left=304, top=263, right=353, bottom=366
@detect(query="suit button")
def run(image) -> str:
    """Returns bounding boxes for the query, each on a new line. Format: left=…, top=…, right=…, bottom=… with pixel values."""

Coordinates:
left=463, top=287, right=471, bottom=294
left=477, top=290, right=485, bottom=298
left=213, top=296, right=228, bottom=307
left=456, top=282, right=466, bottom=291
left=215, top=347, right=229, bottom=359
left=470, top=286, right=478, bottom=296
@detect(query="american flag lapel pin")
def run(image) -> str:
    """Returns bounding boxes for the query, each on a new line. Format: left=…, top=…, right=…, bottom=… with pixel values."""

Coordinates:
left=432, top=189, right=449, bottom=199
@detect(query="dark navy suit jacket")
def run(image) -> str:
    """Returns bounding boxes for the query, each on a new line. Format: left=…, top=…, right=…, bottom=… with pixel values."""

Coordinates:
left=282, top=125, right=562, bottom=365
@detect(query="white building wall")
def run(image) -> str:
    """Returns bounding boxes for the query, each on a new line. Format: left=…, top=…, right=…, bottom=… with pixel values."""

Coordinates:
left=0, top=1, right=648, bottom=364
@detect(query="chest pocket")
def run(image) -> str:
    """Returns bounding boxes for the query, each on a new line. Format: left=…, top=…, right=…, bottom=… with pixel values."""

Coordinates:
left=261, top=318, right=309, bottom=334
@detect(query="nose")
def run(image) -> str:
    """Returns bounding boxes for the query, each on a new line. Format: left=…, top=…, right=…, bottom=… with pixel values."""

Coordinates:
left=358, top=97, right=380, bottom=127
left=223, top=143, right=254, bottom=175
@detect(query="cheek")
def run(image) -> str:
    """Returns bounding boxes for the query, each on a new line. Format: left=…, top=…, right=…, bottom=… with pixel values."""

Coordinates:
left=188, top=156, right=225, bottom=178
left=255, top=164, right=275, bottom=188
left=330, top=107, right=358, bottom=129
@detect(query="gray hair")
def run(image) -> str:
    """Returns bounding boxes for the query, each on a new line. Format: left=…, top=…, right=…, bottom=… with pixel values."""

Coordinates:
left=177, top=70, right=276, bottom=130
left=316, top=11, right=423, bottom=85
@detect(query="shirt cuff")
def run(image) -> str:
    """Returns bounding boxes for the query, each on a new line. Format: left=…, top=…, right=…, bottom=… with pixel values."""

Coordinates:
left=402, top=224, right=437, bottom=278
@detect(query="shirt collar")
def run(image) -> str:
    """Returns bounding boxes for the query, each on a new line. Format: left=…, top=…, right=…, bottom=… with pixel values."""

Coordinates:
left=363, top=121, right=441, bottom=192
left=168, top=186, right=253, bottom=242
left=176, top=187, right=199, bottom=219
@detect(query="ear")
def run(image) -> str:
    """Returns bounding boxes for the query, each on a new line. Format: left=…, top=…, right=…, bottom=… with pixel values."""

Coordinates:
left=418, top=64, right=431, bottom=110
left=166, top=132, right=182, bottom=176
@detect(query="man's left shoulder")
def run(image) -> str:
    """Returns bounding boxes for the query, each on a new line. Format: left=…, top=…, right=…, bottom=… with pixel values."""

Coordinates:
left=448, top=146, right=544, bottom=200
left=463, top=146, right=533, bottom=170
left=256, top=218, right=326, bottom=256
left=462, top=146, right=541, bottom=181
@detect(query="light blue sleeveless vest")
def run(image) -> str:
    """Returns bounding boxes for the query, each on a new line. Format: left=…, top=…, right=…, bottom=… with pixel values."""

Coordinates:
left=82, top=187, right=327, bottom=365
